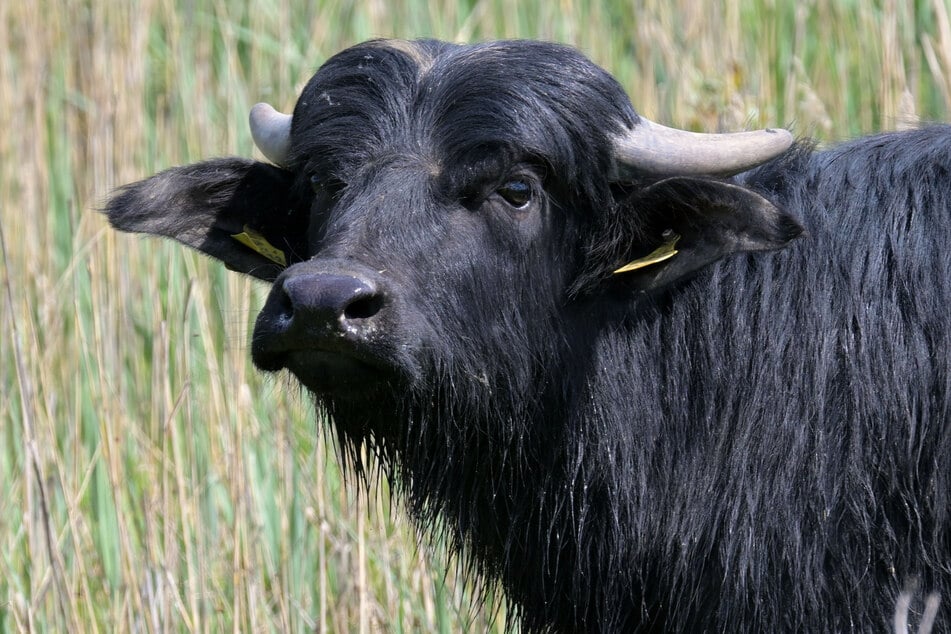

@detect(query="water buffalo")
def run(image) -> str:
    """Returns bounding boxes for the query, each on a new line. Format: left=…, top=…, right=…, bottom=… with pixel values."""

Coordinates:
left=106, top=39, right=949, bottom=632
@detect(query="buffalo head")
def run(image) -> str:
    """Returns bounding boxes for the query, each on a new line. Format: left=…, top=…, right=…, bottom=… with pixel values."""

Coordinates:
left=108, top=39, right=799, bottom=416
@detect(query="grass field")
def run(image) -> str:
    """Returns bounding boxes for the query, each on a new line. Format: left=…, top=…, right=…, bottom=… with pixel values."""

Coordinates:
left=2, top=1, right=950, bottom=631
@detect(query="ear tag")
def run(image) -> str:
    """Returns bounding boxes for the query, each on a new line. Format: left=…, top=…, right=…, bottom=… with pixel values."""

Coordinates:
left=231, top=226, right=287, bottom=267
left=613, top=231, right=680, bottom=274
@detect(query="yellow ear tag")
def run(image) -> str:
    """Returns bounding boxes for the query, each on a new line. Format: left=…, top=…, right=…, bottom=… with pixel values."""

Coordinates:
left=613, top=232, right=680, bottom=274
left=231, top=226, right=287, bottom=267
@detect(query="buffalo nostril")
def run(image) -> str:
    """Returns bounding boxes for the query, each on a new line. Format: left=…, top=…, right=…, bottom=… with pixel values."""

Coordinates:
left=344, top=293, right=384, bottom=320
left=276, top=282, right=295, bottom=320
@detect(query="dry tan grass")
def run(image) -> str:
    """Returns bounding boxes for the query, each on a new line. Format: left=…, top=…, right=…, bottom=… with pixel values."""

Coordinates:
left=1, top=1, right=948, bottom=631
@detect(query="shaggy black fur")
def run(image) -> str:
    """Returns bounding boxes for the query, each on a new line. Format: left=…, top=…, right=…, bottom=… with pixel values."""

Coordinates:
left=106, top=39, right=950, bottom=632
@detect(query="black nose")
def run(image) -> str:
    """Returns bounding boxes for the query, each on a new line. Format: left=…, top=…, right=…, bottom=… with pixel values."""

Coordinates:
left=280, top=273, right=383, bottom=323
left=252, top=270, right=386, bottom=370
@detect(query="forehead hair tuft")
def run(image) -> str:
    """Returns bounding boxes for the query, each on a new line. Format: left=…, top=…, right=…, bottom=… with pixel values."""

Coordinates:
left=374, top=38, right=438, bottom=79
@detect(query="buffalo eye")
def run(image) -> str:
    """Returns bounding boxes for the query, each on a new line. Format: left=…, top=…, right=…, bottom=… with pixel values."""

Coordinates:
left=309, top=174, right=322, bottom=193
left=497, top=179, right=532, bottom=209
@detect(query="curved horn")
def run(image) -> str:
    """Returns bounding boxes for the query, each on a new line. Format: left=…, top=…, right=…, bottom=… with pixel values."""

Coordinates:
left=250, top=102, right=292, bottom=167
left=611, top=117, right=793, bottom=179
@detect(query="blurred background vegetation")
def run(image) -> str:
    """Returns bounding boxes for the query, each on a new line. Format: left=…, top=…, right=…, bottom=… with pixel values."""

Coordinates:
left=2, top=0, right=950, bottom=631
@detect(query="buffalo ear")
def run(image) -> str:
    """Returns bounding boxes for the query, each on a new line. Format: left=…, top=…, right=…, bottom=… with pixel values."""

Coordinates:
left=105, top=158, right=307, bottom=281
left=614, top=177, right=802, bottom=291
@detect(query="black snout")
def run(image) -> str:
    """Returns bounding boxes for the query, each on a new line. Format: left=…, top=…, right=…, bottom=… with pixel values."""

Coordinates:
left=281, top=273, right=383, bottom=324
left=252, top=267, right=386, bottom=372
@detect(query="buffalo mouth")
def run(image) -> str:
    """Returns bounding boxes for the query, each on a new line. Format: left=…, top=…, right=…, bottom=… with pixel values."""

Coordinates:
left=251, top=332, right=403, bottom=396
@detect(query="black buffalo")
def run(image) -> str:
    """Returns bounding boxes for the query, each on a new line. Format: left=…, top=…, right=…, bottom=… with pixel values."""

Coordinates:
left=107, top=39, right=950, bottom=632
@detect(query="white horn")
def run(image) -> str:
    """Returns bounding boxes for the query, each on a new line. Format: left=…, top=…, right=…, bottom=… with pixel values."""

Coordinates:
left=611, top=117, right=793, bottom=179
left=250, top=102, right=292, bottom=167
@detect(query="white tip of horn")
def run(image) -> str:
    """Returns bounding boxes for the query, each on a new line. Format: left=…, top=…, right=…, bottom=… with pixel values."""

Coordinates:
left=249, top=102, right=292, bottom=167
